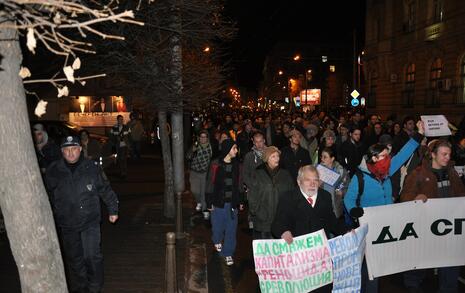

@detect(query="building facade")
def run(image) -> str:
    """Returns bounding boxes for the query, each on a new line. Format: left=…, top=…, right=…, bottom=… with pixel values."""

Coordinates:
left=364, top=0, right=465, bottom=123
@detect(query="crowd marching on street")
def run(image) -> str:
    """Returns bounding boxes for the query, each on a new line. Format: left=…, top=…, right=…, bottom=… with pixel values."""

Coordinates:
left=187, top=108, right=465, bottom=293
left=4, top=107, right=463, bottom=293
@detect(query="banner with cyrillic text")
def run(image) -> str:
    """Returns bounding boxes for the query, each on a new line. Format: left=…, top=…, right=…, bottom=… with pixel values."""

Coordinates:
left=359, top=197, right=465, bottom=280
left=253, top=229, right=332, bottom=293
left=328, top=224, right=368, bottom=293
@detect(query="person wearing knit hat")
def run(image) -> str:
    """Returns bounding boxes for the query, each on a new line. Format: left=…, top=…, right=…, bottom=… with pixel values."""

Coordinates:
left=247, top=145, right=294, bottom=240
left=262, top=146, right=280, bottom=163
left=205, top=138, right=244, bottom=266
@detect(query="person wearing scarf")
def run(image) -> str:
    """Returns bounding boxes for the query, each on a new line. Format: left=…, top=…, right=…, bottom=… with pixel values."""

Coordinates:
left=343, top=120, right=425, bottom=293
left=188, top=130, right=213, bottom=219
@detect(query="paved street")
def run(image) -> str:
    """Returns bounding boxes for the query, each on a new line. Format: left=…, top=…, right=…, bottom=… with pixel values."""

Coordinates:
left=1, top=144, right=464, bottom=292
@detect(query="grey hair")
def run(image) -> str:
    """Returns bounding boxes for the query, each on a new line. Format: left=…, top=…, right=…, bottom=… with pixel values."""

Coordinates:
left=297, top=165, right=319, bottom=182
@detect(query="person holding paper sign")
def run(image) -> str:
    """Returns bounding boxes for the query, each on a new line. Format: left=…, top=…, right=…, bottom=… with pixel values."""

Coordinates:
left=343, top=120, right=425, bottom=293
left=400, top=139, right=465, bottom=293
left=319, top=147, right=349, bottom=219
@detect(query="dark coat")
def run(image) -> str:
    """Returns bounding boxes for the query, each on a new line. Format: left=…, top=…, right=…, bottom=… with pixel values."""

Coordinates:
left=45, top=158, right=119, bottom=230
left=279, top=146, right=312, bottom=181
left=248, top=165, right=294, bottom=232
left=271, top=187, right=346, bottom=239
left=205, top=158, right=244, bottom=209
left=338, top=139, right=365, bottom=176
left=37, top=141, right=62, bottom=170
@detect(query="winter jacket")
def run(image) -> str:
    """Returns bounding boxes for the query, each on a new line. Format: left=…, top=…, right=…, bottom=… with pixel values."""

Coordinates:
left=247, top=165, right=294, bottom=232
left=45, top=158, right=119, bottom=230
left=242, top=147, right=265, bottom=191
left=205, top=158, right=244, bottom=209
left=320, top=162, right=350, bottom=218
left=344, top=133, right=423, bottom=211
left=400, top=159, right=465, bottom=201
left=279, top=145, right=312, bottom=182
left=37, top=141, right=62, bottom=171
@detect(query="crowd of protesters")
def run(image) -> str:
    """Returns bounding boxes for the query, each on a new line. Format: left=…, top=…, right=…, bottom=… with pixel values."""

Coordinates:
left=187, top=108, right=465, bottom=292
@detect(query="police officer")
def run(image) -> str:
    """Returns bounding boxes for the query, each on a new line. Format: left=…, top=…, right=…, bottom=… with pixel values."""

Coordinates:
left=46, top=136, right=119, bottom=293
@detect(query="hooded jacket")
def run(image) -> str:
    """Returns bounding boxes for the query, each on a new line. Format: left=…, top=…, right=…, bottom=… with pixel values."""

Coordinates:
left=344, top=133, right=423, bottom=211
left=247, top=164, right=294, bottom=232
left=400, top=159, right=465, bottom=201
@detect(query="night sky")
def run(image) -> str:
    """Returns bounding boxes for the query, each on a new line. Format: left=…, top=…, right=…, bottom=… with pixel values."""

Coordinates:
left=224, top=0, right=366, bottom=91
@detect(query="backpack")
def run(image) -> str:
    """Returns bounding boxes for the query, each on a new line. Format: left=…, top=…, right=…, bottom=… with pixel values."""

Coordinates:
left=344, top=170, right=365, bottom=228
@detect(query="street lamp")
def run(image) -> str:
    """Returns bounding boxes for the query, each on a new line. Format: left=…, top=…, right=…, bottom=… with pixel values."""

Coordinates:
left=278, top=70, right=283, bottom=75
left=293, top=54, right=301, bottom=61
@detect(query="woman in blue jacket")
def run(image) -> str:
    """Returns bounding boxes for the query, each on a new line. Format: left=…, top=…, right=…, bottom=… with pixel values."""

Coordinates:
left=343, top=120, right=424, bottom=293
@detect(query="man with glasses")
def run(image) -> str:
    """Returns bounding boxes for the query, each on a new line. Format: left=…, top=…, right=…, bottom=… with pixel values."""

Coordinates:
left=187, top=130, right=213, bottom=219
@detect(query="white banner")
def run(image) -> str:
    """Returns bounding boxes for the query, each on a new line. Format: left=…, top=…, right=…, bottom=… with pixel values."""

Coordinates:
left=359, top=197, right=465, bottom=279
left=253, top=230, right=332, bottom=293
left=420, top=115, right=452, bottom=137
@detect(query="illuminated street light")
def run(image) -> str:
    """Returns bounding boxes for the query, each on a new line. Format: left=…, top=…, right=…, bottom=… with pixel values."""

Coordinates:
left=278, top=70, right=284, bottom=75
left=293, top=54, right=301, bottom=61
left=204, top=46, right=210, bottom=53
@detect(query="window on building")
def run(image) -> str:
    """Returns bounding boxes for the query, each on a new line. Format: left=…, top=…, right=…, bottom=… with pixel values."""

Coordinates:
left=368, top=71, right=377, bottom=108
left=433, top=0, right=444, bottom=23
left=405, top=1, right=416, bottom=32
left=403, top=64, right=415, bottom=107
left=427, top=58, right=443, bottom=106
left=458, top=55, right=465, bottom=104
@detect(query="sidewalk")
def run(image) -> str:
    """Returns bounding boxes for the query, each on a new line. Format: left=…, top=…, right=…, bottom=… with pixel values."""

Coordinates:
left=0, top=151, right=196, bottom=292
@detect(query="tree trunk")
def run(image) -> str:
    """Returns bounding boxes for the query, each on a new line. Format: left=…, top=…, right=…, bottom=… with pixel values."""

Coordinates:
left=169, top=0, right=185, bottom=194
left=183, top=112, right=192, bottom=154
left=159, top=110, right=175, bottom=218
left=0, top=24, right=67, bottom=292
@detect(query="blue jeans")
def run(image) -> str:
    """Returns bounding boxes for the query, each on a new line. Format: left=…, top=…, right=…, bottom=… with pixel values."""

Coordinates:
left=61, top=225, right=104, bottom=293
left=211, top=203, right=238, bottom=257
left=404, top=267, right=460, bottom=292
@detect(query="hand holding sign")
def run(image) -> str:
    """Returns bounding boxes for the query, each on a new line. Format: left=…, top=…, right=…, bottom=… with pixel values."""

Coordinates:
left=420, top=115, right=452, bottom=137
left=416, top=120, right=425, bottom=135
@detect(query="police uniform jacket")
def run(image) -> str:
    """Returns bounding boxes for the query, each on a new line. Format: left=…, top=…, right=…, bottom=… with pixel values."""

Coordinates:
left=46, top=158, right=119, bottom=230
